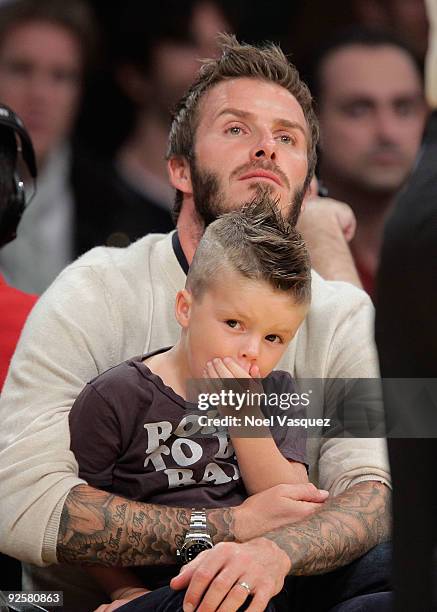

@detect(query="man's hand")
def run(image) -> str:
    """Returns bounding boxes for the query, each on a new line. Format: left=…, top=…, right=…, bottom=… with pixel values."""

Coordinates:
left=170, top=538, right=291, bottom=612
left=234, top=483, right=329, bottom=541
left=297, top=197, right=362, bottom=287
left=298, top=197, right=357, bottom=243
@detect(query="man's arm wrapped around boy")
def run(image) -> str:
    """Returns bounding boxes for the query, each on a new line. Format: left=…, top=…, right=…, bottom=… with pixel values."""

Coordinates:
left=0, top=260, right=127, bottom=565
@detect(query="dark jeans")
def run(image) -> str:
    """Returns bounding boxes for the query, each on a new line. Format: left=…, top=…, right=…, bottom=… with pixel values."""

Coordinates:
left=328, top=592, right=392, bottom=612
left=118, top=543, right=392, bottom=611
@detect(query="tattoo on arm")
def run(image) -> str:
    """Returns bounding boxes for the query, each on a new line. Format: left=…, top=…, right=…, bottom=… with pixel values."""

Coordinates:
left=57, top=485, right=235, bottom=566
left=264, top=481, right=391, bottom=575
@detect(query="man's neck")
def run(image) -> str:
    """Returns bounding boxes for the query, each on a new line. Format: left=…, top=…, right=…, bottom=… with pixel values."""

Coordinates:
left=177, top=198, right=204, bottom=266
left=322, top=177, right=395, bottom=276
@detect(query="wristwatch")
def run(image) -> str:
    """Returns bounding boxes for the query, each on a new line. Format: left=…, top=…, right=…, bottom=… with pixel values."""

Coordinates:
left=177, top=508, right=213, bottom=564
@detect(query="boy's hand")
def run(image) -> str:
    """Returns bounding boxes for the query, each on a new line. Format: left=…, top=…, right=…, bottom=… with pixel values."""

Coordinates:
left=204, top=356, right=260, bottom=380
left=234, top=483, right=329, bottom=541
left=203, top=357, right=264, bottom=419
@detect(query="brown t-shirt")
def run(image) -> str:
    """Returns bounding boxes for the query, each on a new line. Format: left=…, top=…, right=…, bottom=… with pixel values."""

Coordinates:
left=69, top=351, right=307, bottom=509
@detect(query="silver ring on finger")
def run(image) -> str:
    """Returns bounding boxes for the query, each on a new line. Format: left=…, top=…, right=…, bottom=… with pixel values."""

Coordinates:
left=237, top=581, right=252, bottom=596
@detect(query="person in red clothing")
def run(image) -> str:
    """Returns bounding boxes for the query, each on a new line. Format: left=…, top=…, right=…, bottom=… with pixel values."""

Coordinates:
left=0, top=104, right=38, bottom=389
left=0, top=276, right=37, bottom=388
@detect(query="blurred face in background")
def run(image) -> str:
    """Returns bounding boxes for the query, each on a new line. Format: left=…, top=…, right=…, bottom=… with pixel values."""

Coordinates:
left=354, top=0, right=429, bottom=61
left=120, top=1, right=229, bottom=124
left=151, top=1, right=228, bottom=118
left=318, top=44, right=426, bottom=196
left=0, top=20, right=82, bottom=163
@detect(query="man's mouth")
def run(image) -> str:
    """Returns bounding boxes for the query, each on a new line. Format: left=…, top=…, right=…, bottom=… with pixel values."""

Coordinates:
left=238, top=170, right=283, bottom=186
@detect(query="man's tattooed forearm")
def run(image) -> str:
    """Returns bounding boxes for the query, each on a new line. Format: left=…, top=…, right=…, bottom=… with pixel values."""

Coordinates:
left=264, top=481, right=391, bottom=576
left=57, top=485, right=234, bottom=566
left=207, top=507, right=235, bottom=543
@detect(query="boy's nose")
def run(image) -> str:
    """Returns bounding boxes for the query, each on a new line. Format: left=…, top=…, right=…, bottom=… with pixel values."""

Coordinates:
left=240, top=339, right=260, bottom=362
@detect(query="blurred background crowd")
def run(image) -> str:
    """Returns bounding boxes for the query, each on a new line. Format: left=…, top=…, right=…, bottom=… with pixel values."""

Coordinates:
left=0, top=0, right=430, bottom=296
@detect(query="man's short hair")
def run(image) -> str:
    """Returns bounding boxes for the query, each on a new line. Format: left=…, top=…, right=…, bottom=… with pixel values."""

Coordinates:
left=305, top=26, right=423, bottom=107
left=167, top=33, right=319, bottom=216
left=0, top=0, right=97, bottom=73
left=187, top=193, right=311, bottom=305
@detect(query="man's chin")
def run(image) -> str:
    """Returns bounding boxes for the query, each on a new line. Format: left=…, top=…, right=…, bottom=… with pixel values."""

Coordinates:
left=358, top=173, right=409, bottom=194
left=232, top=183, right=282, bottom=206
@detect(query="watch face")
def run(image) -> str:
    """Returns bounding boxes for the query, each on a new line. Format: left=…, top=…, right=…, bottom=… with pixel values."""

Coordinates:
left=182, top=539, right=213, bottom=563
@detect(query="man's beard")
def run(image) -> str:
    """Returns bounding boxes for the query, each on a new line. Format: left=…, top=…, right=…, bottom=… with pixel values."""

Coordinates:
left=190, top=158, right=306, bottom=229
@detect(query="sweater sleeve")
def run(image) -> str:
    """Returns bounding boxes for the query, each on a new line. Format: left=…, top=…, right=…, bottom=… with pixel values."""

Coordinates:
left=317, top=289, right=391, bottom=494
left=296, top=276, right=391, bottom=494
left=0, top=262, right=122, bottom=566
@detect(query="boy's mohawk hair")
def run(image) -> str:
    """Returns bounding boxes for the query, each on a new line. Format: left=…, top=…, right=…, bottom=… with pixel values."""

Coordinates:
left=187, top=192, right=311, bottom=304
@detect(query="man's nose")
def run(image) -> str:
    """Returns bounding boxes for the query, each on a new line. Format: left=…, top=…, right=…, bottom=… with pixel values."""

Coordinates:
left=250, top=133, right=276, bottom=161
left=375, top=109, right=402, bottom=144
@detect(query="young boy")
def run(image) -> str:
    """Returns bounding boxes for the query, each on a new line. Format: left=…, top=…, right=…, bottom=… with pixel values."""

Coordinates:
left=69, top=196, right=313, bottom=610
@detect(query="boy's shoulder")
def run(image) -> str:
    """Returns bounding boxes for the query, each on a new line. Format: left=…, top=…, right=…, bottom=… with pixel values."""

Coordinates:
left=89, top=354, right=146, bottom=388
left=87, top=349, right=176, bottom=409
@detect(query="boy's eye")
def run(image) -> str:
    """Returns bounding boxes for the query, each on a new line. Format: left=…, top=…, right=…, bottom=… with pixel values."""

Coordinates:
left=265, top=334, right=282, bottom=343
left=226, top=319, right=240, bottom=329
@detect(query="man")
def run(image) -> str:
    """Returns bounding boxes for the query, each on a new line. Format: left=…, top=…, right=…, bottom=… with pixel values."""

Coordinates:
left=0, top=35, right=390, bottom=611
left=309, top=28, right=427, bottom=296
left=0, top=0, right=173, bottom=294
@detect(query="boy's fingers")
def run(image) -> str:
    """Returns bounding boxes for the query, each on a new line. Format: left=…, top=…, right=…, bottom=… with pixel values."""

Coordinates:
left=222, top=357, right=248, bottom=378
left=280, top=483, right=329, bottom=502
left=211, top=358, right=234, bottom=378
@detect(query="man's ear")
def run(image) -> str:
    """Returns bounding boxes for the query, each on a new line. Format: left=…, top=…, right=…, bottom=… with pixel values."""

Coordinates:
left=175, top=289, right=193, bottom=328
left=168, top=156, right=193, bottom=196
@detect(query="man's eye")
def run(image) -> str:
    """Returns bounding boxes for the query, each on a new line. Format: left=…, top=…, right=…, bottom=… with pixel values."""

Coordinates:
left=395, top=100, right=418, bottom=117
left=4, top=61, right=32, bottom=77
left=52, top=69, right=79, bottom=85
left=227, top=126, right=242, bottom=135
left=265, top=334, right=282, bottom=343
left=343, top=103, right=371, bottom=118
left=277, top=134, right=295, bottom=145
left=226, top=320, right=240, bottom=329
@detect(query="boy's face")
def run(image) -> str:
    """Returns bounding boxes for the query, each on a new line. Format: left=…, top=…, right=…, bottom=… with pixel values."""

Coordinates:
left=175, top=267, right=309, bottom=379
